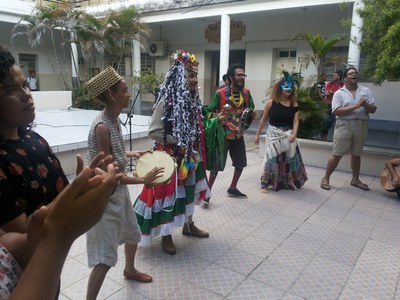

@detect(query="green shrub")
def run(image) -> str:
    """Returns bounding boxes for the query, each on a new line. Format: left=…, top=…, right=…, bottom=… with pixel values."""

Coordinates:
left=71, top=85, right=104, bottom=110
left=297, top=87, right=328, bottom=139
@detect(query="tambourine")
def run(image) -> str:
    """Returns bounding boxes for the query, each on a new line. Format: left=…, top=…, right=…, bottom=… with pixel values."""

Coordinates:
left=240, top=107, right=257, bottom=131
left=135, top=151, right=176, bottom=186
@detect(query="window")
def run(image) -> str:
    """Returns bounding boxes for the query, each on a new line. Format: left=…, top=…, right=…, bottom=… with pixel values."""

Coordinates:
left=141, top=53, right=155, bottom=73
left=279, top=50, right=297, bottom=58
left=322, top=46, right=348, bottom=80
left=111, top=60, right=126, bottom=76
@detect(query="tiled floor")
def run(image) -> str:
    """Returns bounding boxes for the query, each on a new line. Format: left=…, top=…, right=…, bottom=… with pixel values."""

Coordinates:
left=58, top=133, right=400, bottom=299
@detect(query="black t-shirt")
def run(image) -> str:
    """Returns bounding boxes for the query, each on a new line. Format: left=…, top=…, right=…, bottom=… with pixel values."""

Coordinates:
left=0, top=131, right=68, bottom=225
left=268, top=101, right=299, bottom=129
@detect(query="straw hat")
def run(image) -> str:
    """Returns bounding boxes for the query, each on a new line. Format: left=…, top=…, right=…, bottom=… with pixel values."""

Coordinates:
left=85, top=66, right=123, bottom=99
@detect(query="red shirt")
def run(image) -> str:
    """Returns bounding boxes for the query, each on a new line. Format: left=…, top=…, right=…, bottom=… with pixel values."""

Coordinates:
left=324, top=81, right=344, bottom=104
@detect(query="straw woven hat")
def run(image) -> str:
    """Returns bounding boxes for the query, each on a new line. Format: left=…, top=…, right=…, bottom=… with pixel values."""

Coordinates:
left=85, top=66, right=123, bottom=99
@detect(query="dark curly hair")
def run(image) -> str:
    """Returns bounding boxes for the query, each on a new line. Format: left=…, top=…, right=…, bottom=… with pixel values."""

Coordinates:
left=0, top=45, right=33, bottom=137
left=227, top=63, right=245, bottom=78
left=0, top=45, right=16, bottom=85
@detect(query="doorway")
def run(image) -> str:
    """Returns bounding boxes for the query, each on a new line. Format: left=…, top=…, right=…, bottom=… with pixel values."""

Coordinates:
left=19, top=53, right=37, bottom=79
left=209, top=49, right=246, bottom=102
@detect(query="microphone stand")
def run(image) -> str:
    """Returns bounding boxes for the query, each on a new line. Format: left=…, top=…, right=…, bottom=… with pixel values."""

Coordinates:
left=123, top=91, right=140, bottom=172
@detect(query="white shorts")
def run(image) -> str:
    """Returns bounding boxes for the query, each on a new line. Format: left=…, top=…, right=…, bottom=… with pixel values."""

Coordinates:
left=86, top=185, right=141, bottom=268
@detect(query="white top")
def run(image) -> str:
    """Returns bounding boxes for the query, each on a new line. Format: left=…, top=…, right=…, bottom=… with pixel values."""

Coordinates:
left=27, top=76, right=38, bottom=90
left=332, top=84, right=375, bottom=120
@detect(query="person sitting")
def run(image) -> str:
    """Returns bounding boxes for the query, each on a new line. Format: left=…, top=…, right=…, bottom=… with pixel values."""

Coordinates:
left=384, top=158, right=400, bottom=198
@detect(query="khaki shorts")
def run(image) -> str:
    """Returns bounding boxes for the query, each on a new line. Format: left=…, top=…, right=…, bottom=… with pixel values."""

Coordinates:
left=333, top=119, right=368, bottom=156
left=86, top=185, right=141, bottom=268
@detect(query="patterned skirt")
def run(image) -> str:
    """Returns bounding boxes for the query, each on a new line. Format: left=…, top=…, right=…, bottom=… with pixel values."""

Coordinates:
left=261, top=124, right=308, bottom=191
left=134, top=147, right=210, bottom=245
left=261, top=145, right=308, bottom=191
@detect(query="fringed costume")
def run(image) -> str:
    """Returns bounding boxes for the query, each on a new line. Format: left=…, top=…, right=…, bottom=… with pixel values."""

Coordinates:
left=134, top=50, right=210, bottom=245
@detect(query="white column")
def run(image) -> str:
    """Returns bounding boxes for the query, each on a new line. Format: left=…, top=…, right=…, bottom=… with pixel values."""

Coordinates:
left=131, top=40, right=141, bottom=114
left=219, top=14, right=230, bottom=86
left=348, top=0, right=364, bottom=69
left=70, top=32, right=79, bottom=88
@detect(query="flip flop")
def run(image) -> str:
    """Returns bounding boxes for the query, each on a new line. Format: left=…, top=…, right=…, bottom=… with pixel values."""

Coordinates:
left=320, top=178, right=330, bottom=190
left=351, top=179, right=369, bottom=191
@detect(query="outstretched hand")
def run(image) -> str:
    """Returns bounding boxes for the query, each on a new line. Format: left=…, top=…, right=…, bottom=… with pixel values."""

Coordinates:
left=43, top=163, right=119, bottom=244
left=126, top=149, right=153, bottom=158
left=8, top=163, right=120, bottom=300
left=76, top=152, right=114, bottom=176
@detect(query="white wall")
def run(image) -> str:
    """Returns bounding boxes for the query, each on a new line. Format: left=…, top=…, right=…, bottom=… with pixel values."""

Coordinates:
left=32, top=91, right=72, bottom=110
left=359, top=82, right=399, bottom=123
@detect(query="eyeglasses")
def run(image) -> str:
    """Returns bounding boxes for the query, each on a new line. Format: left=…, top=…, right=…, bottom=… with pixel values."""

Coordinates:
left=346, top=72, right=358, bottom=76
left=235, top=74, right=247, bottom=78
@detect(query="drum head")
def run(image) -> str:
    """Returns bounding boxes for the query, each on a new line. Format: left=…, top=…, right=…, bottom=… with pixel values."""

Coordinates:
left=136, top=151, right=175, bottom=185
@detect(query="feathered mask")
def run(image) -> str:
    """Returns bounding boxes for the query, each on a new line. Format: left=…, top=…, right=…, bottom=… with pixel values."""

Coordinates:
left=280, top=70, right=294, bottom=91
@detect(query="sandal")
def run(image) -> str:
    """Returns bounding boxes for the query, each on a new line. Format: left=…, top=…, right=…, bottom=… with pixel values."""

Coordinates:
left=320, top=178, right=330, bottom=190
left=351, top=179, right=369, bottom=191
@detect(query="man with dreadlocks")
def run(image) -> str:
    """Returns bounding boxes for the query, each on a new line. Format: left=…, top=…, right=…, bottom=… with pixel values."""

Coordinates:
left=206, top=63, right=255, bottom=199
left=134, top=50, right=210, bottom=255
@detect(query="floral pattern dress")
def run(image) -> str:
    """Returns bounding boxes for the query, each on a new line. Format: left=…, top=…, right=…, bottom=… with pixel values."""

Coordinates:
left=0, top=131, right=68, bottom=225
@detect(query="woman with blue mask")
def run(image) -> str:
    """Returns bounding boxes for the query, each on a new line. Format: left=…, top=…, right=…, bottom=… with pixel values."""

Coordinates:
left=255, top=72, right=308, bottom=193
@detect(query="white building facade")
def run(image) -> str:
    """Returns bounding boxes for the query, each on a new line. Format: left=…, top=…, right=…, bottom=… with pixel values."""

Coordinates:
left=1, top=0, right=399, bottom=130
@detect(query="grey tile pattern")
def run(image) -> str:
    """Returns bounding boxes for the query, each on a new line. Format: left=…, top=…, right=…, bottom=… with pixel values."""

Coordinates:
left=234, top=234, right=278, bottom=258
left=227, top=278, right=285, bottom=299
left=168, top=282, right=223, bottom=299
left=189, top=263, right=245, bottom=296
left=338, top=286, right=377, bottom=299
left=53, top=129, right=400, bottom=300
left=289, top=271, right=344, bottom=300
left=105, top=287, right=149, bottom=299
left=214, top=247, right=264, bottom=275
left=249, top=259, right=302, bottom=290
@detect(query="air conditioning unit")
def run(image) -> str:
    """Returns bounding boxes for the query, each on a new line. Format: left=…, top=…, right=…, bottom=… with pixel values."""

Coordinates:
left=149, top=41, right=166, bottom=56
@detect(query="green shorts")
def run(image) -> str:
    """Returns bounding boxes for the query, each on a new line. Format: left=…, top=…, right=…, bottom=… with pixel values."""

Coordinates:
left=333, top=119, right=368, bottom=156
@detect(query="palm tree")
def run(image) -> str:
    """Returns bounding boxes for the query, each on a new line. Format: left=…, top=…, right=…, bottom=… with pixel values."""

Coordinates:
left=73, top=11, right=107, bottom=68
left=12, top=4, right=151, bottom=91
left=103, top=6, right=151, bottom=73
left=292, top=32, right=348, bottom=82
left=12, top=3, right=75, bottom=90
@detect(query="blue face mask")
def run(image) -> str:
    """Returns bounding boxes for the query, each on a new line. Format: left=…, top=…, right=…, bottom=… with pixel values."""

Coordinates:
left=280, top=82, right=293, bottom=91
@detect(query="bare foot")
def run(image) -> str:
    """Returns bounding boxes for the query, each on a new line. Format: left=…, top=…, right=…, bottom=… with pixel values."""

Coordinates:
left=123, top=270, right=152, bottom=283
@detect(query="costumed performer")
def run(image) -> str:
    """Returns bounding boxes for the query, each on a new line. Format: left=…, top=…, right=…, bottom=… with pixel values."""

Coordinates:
left=134, top=49, right=210, bottom=255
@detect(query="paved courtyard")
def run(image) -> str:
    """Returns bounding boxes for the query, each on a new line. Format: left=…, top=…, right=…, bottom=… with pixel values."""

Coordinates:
left=59, top=134, right=400, bottom=300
